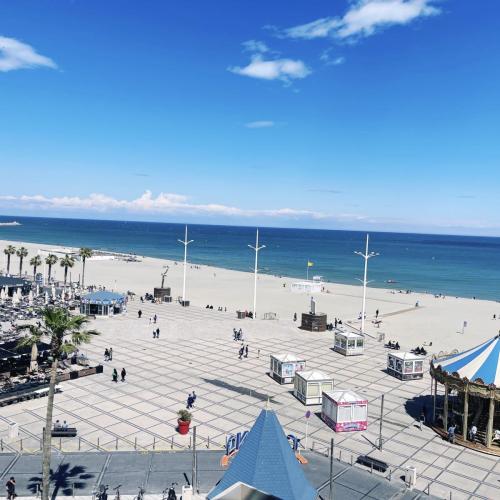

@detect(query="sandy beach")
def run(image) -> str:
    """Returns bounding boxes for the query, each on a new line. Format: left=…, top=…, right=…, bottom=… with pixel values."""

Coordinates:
left=2, top=238, right=498, bottom=355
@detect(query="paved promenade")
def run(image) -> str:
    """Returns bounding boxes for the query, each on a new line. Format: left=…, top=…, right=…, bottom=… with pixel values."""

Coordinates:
left=1, top=301, right=499, bottom=498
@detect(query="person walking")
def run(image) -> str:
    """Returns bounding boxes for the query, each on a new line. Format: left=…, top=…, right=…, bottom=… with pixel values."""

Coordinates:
left=109, top=347, right=113, bottom=361
left=138, top=309, right=142, bottom=318
left=121, top=368, right=127, bottom=382
left=153, top=329, right=156, bottom=338
left=375, top=309, right=379, bottom=319
left=156, top=327, right=160, bottom=338
left=238, top=346, right=244, bottom=360
left=104, top=348, right=109, bottom=361
left=6, top=476, right=16, bottom=500
left=112, top=368, right=118, bottom=383
left=153, top=314, right=157, bottom=324
left=244, top=345, right=249, bottom=358
left=186, top=393, right=193, bottom=409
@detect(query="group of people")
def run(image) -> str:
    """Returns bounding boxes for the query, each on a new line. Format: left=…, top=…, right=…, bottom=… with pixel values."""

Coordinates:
left=186, top=391, right=197, bottom=409
left=385, top=340, right=400, bottom=350
left=205, top=305, right=227, bottom=312
left=103, top=348, right=113, bottom=361
left=412, top=346, right=428, bottom=355
left=152, top=327, right=160, bottom=338
left=326, top=318, right=343, bottom=330
left=53, top=419, right=69, bottom=430
left=233, top=328, right=243, bottom=341
left=112, top=367, right=126, bottom=382
left=238, top=344, right=249, bottom=359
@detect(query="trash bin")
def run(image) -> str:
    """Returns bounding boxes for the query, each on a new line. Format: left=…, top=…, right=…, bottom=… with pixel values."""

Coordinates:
left=181, top=485, right=193, bottom=500
left=405, top=466, right=417, bottom=487
left=8, top=422, right=19, bottom=440
left=236, top=310, right=246, bottom=319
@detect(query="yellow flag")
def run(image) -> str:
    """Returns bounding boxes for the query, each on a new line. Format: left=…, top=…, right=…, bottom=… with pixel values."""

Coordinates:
left=307, top=261, right=314, bottom=267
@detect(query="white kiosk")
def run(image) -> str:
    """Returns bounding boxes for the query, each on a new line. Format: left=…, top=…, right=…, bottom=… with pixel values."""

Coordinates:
left=387, top=351, right=424, bottom=380
left=334, top=331, right=364, bottom=356
left=322, top=389, right=368, bottom=432
left=270, top=354, right=306, bottom=384
left=294, top=370, right=334, bottom=405
left=291, top=276, right=324, bottom=294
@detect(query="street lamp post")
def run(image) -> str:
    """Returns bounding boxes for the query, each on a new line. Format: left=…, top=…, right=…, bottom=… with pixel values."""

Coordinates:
left=178, top=225, right=194, bottom=305
left=248, top=229, right=265, bottom=320
left=354, top=234, right=379, bottom=335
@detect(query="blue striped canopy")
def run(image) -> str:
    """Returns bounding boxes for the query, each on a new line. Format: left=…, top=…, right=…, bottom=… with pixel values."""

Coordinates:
left=432, top=335, right=500, bottom=386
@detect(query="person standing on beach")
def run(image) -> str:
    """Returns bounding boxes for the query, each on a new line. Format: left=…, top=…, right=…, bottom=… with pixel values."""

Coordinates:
left=104, top=348, right=109, bottom=361
left=138, top=310, right=142, bottom=318
left=153, top=314, right=157, bottom=324
left=121, top=368, right=126, bottom=382
left=375, top=309, right=379, bottom=319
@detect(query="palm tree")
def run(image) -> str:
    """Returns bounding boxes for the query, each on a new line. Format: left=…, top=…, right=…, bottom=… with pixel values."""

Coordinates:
left=17, top=307, right=99, bottom=500
left=3, top=245, right=16, bottom=274
left=45, top=254, right=58, bottom=282
left=16, top=246, right=28, bottom=277
left=30, top=255, right=42, bottom=279
left=59, top=254, right=75, bottom=286
left=78, top=248, right=93, bottom=289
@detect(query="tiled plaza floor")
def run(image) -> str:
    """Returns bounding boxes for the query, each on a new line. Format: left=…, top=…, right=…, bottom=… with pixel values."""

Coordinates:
left=1, top=301, right=499, bottom=499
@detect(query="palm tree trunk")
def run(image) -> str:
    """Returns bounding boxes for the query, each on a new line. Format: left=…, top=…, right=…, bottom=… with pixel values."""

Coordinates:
left=42, top=357, right=58, bottom=500
left=33, top=265, right=37, bottom=279
left=64, top=267, right=68, bottom=286
left=7, top=255, right=11, bottom=274
left=19, top=258, right=22, bottom=277
left=48, top=264, right=52, bottom=281
left=82, top=258, right=86, bottom=289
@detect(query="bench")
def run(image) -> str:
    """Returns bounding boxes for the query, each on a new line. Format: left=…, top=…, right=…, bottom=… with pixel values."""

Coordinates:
left=356, top=455, right=388, bottom=472
left=51, top=427, right=77, bottom=437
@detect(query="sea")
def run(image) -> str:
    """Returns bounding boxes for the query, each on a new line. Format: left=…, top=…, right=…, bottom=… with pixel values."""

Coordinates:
left=0, top=215, right=499, bottom=301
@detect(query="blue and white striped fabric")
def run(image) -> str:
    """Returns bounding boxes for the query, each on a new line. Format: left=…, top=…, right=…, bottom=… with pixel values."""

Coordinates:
left=433, top=336, right=500, bottom=386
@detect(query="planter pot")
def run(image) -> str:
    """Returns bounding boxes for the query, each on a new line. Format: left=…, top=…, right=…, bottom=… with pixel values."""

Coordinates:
left=177, top=419, right=191, bottom=435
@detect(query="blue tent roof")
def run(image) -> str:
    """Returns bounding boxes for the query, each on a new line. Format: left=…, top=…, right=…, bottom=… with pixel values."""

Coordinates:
left=207, top=409, right=317, bottom=500
left=432, top=335, right=500, bottom=386
left=81, top=291, right=125, bottom=304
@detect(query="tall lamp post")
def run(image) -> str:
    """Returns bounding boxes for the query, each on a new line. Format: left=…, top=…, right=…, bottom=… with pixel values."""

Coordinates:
left=354, top=234, right=379, bottom=335
left=248, top=229, right=265, bottom=320
left=178, top=225, right=194, bottom=305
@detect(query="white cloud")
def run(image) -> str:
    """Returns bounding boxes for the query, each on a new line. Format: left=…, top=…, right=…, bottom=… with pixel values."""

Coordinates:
left=282, top=0, right=440, bottom=41
left=245, top=121, right=275, bottom=129
left=228, top=54, right=311, bottom=83
left=0, top=191, right=340, bottom=220
left=320, top=49, right=345, bottom=66
left=242, top=40, right=269, bottom=53
left=0, top=35, right=57, bottom=72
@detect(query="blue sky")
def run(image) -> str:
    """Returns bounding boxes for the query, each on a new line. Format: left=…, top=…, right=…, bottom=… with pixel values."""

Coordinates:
left=1, top=0, right=499, bottom=235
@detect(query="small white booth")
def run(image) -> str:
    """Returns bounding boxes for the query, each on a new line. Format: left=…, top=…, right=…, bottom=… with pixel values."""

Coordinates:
left=322, top=390, right=368, bottom=432
left=387, top=351, right=424, bottom=380
left=334, top=331, right=364, bottom=356
left=270, top=354, right=306, bottom=384
left=291, top=276, right=324, bottom=294
left=294, top=370, right=334, bottom=405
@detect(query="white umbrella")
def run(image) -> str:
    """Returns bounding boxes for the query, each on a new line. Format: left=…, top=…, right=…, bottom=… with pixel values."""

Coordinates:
left=44, top=291, right=49, bottom=304
left=51, top=284, right=56, bottom=298
left=30, top=343, right=39, bottom=372
left=12, top=292, right=19, bottom=305
left=36, top=284, right=40, bottom=296
left=28, top=290, right=34, bottom=305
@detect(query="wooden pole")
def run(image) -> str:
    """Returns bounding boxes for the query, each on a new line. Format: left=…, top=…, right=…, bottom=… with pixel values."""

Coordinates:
left=486, top=392, right=495, bottom=448
left=462, top=385, right=469, bottom=441
left=443, top=382, right=449, bottom=431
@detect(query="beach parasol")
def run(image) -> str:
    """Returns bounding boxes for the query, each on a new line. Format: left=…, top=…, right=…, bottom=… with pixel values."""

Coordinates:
left=30, top=343, right=39, bottom=372
left=45, top=291, right=49, bottom=304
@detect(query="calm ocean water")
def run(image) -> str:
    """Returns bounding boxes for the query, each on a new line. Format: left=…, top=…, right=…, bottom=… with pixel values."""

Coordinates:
left=0, top=215, right=499, bottom=301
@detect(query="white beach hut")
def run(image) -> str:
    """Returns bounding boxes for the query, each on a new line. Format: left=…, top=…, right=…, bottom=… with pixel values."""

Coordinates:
left=387, top=351, right=424, bottom=380
left=294, top=370, right=334, bottom=405
left=334, top=330, right=365, bottom=356
left=269, top=354, right=306, bottom=384
left=322, top=389, right=368, bottom=432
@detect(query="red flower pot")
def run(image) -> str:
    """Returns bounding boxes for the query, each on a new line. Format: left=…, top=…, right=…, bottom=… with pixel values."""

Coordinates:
left=178, top=419, right=190, bottom=435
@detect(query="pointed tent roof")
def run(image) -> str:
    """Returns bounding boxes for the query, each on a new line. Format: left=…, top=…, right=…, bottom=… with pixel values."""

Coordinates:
left=296, top=370, right=329, bottom=382
left=207, top=409, right=316, bottom=500
left=432, top=335, right=500, bottom=386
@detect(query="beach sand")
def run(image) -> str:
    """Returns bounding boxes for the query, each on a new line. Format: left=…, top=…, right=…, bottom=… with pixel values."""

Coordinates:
left=1, top=238, right=498, bottom=355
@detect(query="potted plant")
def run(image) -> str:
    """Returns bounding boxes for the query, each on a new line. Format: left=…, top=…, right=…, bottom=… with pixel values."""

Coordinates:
left=177, top=409, right=192, bottom=435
